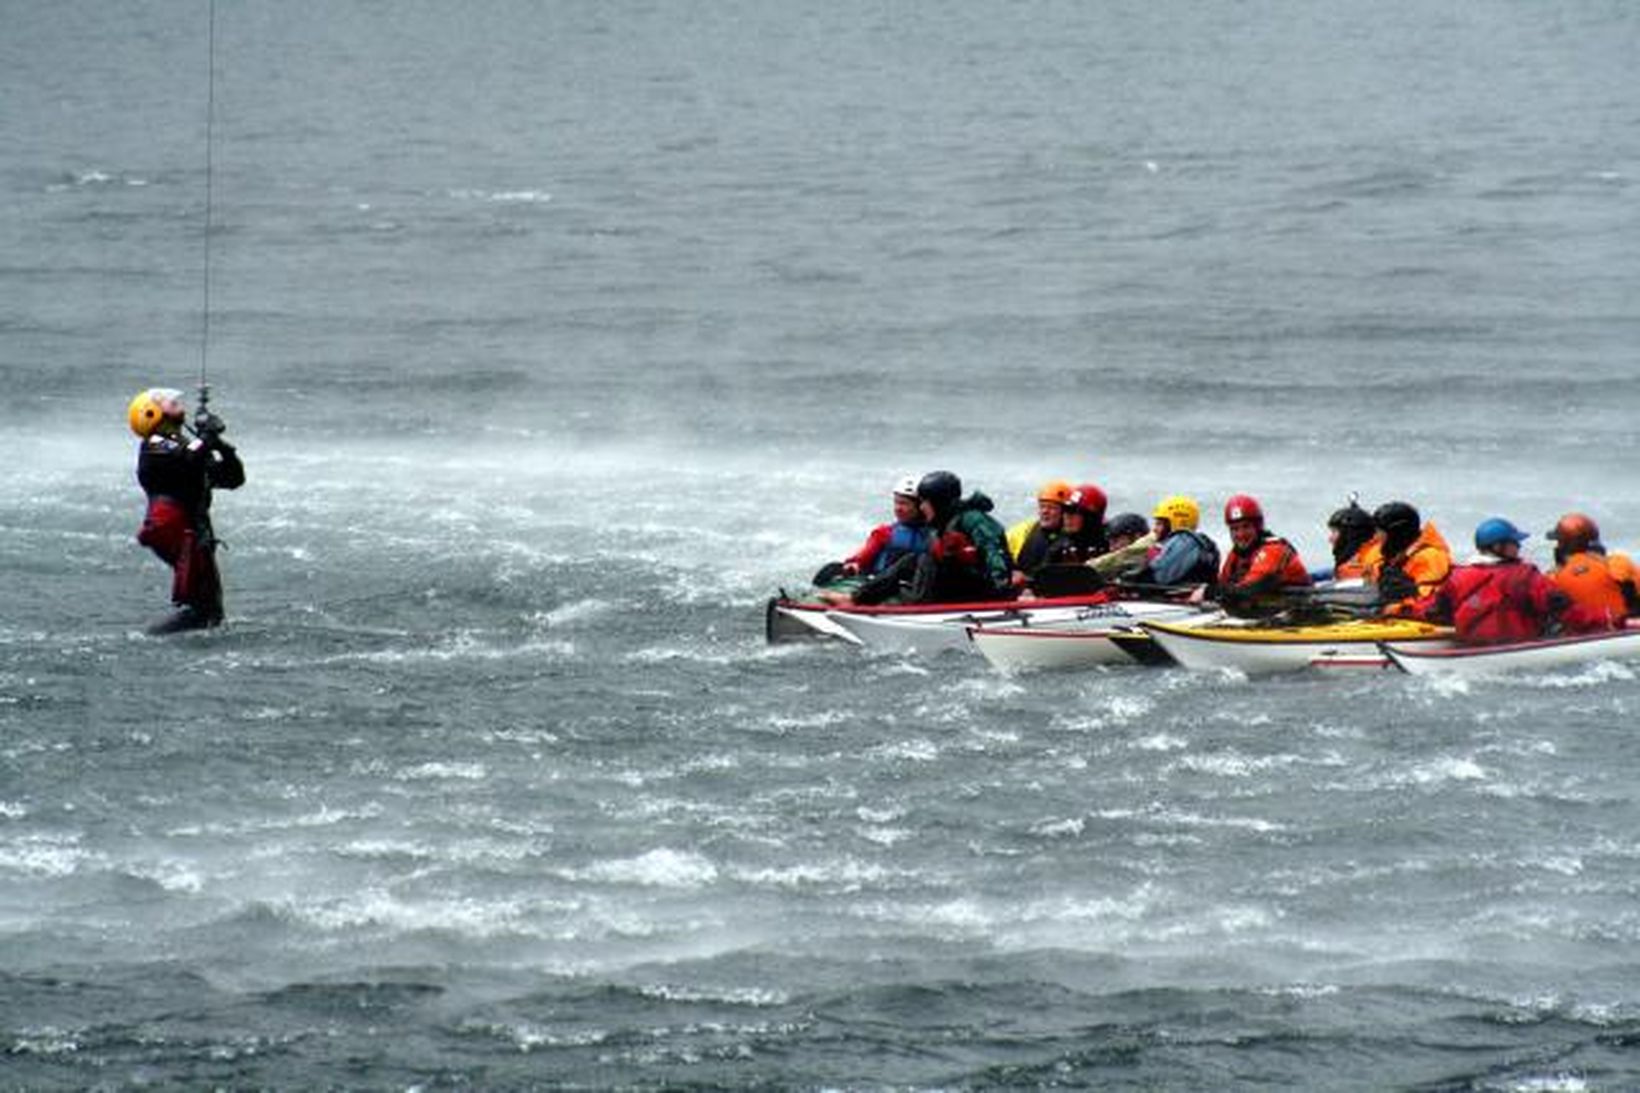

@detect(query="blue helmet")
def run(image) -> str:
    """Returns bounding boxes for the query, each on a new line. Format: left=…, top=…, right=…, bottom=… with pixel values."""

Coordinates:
left=1474, top=517, right=1529, bottom=552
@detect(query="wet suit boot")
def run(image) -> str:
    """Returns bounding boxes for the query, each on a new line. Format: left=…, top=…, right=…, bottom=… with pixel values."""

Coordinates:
left=145, top=605, right=222, bottom=635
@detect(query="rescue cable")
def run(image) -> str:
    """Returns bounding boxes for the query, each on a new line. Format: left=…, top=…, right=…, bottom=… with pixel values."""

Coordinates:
left=197, top=0, right=218, bottom=416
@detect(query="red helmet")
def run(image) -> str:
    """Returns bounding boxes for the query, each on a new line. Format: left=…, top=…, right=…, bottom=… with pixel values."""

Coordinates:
left=1547, top=512, right=1600, bottom=552
left=1223, top=494, right=1264, bottom=527
left=1067, top=484, right=1107, bottom=517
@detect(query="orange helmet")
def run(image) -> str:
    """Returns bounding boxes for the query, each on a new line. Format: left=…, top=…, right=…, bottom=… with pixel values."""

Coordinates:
left=1547, top=513, right=1600, bottom=553
left=1036, top=479, right=1074, bottom=506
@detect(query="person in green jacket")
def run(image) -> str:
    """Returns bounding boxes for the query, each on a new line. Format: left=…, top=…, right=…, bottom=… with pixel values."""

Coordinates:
left=908, top=470, right=1014, bottom=603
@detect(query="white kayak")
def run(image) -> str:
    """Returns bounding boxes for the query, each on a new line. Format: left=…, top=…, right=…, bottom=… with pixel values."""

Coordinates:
left=824, top=598, right=1159, bottom=656
left=1141, top=616, right=1455, bottom=676
left=1383, top=623, right=1640, bottom=677
left=967, top=604, right=1216, bottom=671
left=767, top=591, right=1116, bottom=649
left=765, top=599, right=864, bottom=644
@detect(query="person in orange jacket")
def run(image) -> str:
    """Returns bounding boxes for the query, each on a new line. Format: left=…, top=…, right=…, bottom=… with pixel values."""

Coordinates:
left=1318, top=499, right=1377, bottom=581
left=1215, top=494, right=1311, bottom=615
left=1547, top=513, right=1639, bottom=622
left=1365, top=501, right=1452, bottom=606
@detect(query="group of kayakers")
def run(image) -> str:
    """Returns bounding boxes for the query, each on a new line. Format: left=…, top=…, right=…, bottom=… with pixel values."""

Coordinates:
left=816, top=471, right=1639, bottom=646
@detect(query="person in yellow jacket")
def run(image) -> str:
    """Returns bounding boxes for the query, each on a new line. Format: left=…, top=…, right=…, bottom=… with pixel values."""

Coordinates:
left=1547, top=513, right=1640, bottom=622
left=1367, top=501, right=1452, bottom=607
left=1006, top=478, right=1074, bottom=588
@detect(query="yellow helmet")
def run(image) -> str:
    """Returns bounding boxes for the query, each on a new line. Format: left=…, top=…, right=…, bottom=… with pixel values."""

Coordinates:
left=1036, top=478, right=1075, bottom=505
left=1152, top=494, right=1200, bottom=531
left=127, top=388, right=182, bottom=438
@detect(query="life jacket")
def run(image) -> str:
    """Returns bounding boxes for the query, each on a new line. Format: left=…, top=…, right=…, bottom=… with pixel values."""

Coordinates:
left=872, top=522, right=932, bottom=574
left=1220, top=534, right=1311, bottom=591
left=1551, top=550, right=1630, bottom=620
left=1335, top=536, right=1380, bottom=581
left=1420, top=558, right=1586, bottom=645
left=1144, top=530, right=1220, bottom=586
left=1372, top=523, right=1452, bottom=602
left=1045, top=526, right=1109, bottom=566
left=1012, top=521, right=1063, bottom=575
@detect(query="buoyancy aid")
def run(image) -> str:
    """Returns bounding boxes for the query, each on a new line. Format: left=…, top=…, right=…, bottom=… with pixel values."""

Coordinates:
left=1008, top=519, right=1062, bottom=575
left=1335, top=536, right=1380, bottom=581
left=1045, top=526, right=1110, bottom=566
left=1372, top=522, right=1452, bottom=602
left=1551, top=550, right=1631, bottom=620
left=1409, top=556, right=1606, bottom=644
left=1220, top=534, right=1311, bottom=591
left=1143, top=530, right=1220, bottom=586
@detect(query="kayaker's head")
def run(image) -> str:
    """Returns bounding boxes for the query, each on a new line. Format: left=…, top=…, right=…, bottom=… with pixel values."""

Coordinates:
left=1373, top=501, right=1422, bottom=559
left=891, top=476, right=922, bottom=525
left=1151, top=494, right=1200, bottom=539
left=916, top=470, right=963, bottom=526
left=1327, top=500, right=1376, bottom=565
left=127, top=387, right=186, bottom=438
left=1474, top=516, right=1528, bottom=560
left=1063, top=484, right=1107, bottom=537
left=1105, top=512, right=1149, bottom=551
left=1547, top=512, right=1599, bottom=565
left=1224, top=494, right=1266, bottom=551
left=1035, top=479, right=1074, bottom=531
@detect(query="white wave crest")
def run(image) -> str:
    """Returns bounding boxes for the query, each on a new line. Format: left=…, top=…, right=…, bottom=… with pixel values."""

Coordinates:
left=577, top=848, right=719, bottom=888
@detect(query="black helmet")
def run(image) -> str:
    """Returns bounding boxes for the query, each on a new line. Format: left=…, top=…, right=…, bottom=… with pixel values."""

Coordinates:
left=1373, top=501, right=1421, bottom=557
left=1105, top=512, right=1150, bottom=542
left=1328, top=502, right=1374, bottom=534
left=1327, top=501, right=1376, bottom=566
left=916, top=470, right=962, bottom=513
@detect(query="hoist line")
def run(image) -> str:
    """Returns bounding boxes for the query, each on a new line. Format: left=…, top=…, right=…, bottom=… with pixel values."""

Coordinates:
left=198, top=0, right=218, bottom=409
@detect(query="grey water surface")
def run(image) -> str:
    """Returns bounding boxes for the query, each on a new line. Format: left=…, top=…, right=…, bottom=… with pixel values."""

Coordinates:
left=4, top=1, right=1639, bottom=1087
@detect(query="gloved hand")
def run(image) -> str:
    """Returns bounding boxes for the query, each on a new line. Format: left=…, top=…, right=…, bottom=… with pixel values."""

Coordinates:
left=1376, top=569, right=1417, bottom=604
left=935, top=530, right=978, bottom=566
left=194, top=410, right=226, bottom=439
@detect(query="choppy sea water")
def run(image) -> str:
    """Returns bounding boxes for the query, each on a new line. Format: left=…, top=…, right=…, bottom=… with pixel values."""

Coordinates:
left=5, top=1, right=1640, bottom=1087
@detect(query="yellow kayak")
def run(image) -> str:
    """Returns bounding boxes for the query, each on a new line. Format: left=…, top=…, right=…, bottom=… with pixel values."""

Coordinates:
left=1141, top=616, right=1453, bottom=673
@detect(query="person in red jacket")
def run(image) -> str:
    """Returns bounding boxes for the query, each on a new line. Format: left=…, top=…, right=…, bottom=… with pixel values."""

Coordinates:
left=837, top=476, right=932, bottom=577
left=1215, top=494, right=1311, bottom=615
left=1402, top=517, right=1610, bottom=644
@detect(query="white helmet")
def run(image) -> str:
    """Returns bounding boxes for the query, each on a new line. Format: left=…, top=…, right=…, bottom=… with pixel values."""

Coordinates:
left=893, top=475, right=920, bottom=499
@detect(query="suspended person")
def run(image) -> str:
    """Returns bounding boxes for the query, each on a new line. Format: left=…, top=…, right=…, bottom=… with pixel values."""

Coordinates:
left=812, top=476, right=931, bottom=586
left=1401, top=517, right=1609, bottom=644
left=1546, top=512, right=1640, bottom=622
left=1311, top=499, right=1377, bottom=581
left=1006, top=478, right=1074, bottom=588
left=128, top=387, right=245, bottom=633
left=825, top=471, right=1013, bottom=606
left=1215, top=494, right=1311, bottom=615
left=1365, top=501, right=1452, bottom=607
left=1132, top=495, right=1220, bottom=590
